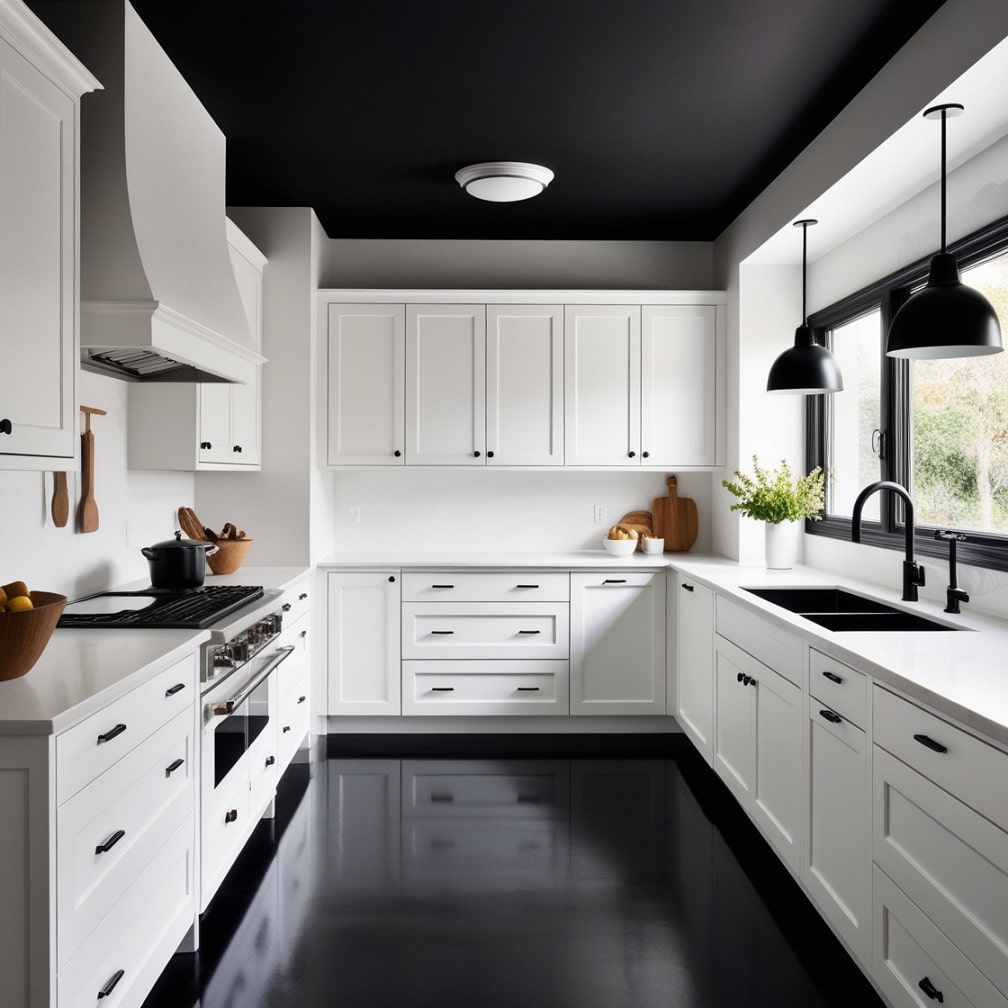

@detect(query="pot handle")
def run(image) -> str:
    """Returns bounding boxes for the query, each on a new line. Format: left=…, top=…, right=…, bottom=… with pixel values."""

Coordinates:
left=140, top=547, right=158, bottom=560
left=205, top=543, right=219, bottom=555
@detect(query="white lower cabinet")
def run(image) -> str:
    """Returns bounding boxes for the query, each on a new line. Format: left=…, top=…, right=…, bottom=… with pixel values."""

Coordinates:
left=326, top=570, right=401, bottom=715
left=674, top=576, right=714, bottom=762
left=569, top=571, right=665, bottom=715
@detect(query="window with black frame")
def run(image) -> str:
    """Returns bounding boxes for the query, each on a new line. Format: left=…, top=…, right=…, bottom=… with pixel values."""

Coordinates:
left=806, top=216, right=1008, bottom=572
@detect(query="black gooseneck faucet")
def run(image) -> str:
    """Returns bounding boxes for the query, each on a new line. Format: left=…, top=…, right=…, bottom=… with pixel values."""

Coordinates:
left=851, top=481, right=925, bottom=601
left=935, top=530, right=969, bottom=613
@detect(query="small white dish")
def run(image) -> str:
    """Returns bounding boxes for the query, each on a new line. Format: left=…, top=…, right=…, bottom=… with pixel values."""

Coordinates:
left=641, top=536, right=664, bottom=554
left=603, top=536, right=637, bottom=556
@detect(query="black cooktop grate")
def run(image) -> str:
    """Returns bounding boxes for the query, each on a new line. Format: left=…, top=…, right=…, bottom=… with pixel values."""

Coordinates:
left=57, top=585, right=265, bottom=630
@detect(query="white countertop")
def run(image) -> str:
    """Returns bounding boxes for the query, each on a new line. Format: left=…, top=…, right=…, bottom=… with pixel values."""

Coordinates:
left=0, top=566, right=310, bottom=736
left=316, top=550, right=671, bottom=569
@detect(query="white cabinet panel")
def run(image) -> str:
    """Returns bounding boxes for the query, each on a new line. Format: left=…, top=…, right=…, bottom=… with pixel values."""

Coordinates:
left=569, top=571, right=665, bottom=714
left=402, top=660, right=568, bottom=715
left=326, top=571, right=401, bottom=715
left=406, top=304, right=486, bottom=464
left=326, top=303, right=405, bottom=465
left=675, top=577, right=714, bottom=763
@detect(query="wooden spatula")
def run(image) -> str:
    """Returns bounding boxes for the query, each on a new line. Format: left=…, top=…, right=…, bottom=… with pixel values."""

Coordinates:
left=78, top=405, right=107, bottom=534
left=51, top=472, right=69, bottom=528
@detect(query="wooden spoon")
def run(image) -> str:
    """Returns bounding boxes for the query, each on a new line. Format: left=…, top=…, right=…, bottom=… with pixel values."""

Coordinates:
left=78, top=406, right=106, bottom=534
left=177, top=506, right=207, bottom=541
left=51, top=472, right=69, bottom=528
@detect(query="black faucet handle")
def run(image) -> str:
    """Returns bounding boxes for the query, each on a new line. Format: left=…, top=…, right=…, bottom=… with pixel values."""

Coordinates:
left=945, top=586, right=969, bottom=614
left=934, top=529, right=967, bottom=543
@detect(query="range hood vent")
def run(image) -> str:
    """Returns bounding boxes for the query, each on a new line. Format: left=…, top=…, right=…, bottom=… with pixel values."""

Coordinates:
left=41, top=0, right=264, bottom=383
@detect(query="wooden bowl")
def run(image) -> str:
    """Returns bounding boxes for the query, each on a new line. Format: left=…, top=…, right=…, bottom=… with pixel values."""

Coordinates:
left=0, top=591, right=67, bottom=681
left=206, top=538, right=253, bottom=575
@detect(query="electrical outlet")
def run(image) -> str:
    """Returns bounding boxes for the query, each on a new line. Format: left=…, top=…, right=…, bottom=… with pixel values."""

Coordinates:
left=348, top=505, right=361, bottom=525
left=593, top=504, right=606, bottom=525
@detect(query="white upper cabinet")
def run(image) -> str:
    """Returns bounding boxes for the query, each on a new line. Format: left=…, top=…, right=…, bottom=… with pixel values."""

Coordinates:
left=406, top=304, right=486, bottom=465
left=128, top=219, right=265, bottom=471
left=326, top=304, right=406, bottom=466
left=0, top=2, right=99, bottom=469
left=486, top=305, right=564, bottom=466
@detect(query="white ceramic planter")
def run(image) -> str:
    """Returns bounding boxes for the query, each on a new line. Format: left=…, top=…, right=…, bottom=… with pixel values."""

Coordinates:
left=765, top=519, right=800, bottom=570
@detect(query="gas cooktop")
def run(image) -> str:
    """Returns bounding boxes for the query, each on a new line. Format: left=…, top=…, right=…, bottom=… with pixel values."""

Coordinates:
left=57, top=584, right=265, bottom=630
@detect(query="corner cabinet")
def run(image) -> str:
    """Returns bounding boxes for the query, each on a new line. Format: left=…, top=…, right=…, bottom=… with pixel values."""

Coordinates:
left=320, top=291, right=723, bottom=470
left=0, top=1, right=99, bottom=469
left=127, top=219, right=266, bottom=471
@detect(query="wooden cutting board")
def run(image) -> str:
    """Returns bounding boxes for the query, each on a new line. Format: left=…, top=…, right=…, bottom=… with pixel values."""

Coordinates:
left=615, top=510, right=653, bottom=551
left=652, top=475, right=697, bottom=552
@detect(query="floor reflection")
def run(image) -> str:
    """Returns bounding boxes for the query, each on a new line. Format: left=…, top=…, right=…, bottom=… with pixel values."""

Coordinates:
left=143, top=747, right=884, bottom=1008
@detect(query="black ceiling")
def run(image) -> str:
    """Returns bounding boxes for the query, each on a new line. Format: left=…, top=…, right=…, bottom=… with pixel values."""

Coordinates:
left=49, top=1, right=949, bottom=240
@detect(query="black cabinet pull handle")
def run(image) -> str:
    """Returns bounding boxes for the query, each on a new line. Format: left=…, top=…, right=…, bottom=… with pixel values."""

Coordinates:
left=200, top=441, right=212, bottom=449
left=299, top=592, right=308, bottom=600
left=819, top=709, right=843, bottom=724
left=225, top=809, right=239, bottom=823
left=487, top=450, right=494, bottom=458
left=473, top=450, right=481, bottom=457
left=628, top=450, right=636, bottom=458
left=682, top=583, right=694, bottom=592
left=232, top=444, right=242, bottom=453
left=431, top=584, right=454, bottom=589
left=642, top=451, right=650, bottom=458
left=0, top=418, right=12, bottom=435
left=283, top=725, right=292, bottom=733
left=394, top=449, right=402, bottom=457
left=431, top=687, right=455, bottom=692
left=165, top=758, right=184, bottom=777
left=603, top=579, right=627, bottom=584
left=518, top=629, right=541, bottom=635
left=914, top=733, right=948, bottom=754
left=431, top=630, right=454, bottom=635
left=265, top=755, right=276, bottom=767
left=300, top=629, right=308, bottom=638
left=165, top=682, right=186, bottom=697
left=918, top=976, right=944, bottom=1002
left=737, top=672, right=745, bottom=683
left=282, top=602, right=292, bottom=611
left=430, top=793, right=454, bottom=803
left=388, top=575, right=396, bottom=582
left=97, top=969, right=125, bottom=999
left=822, top=670, right=844, bottom=684
left=97, top=723, right=126, bottom=745
left=516, top=584, right=539, bottom=589
left=517, top=686, right=540, bottom=692
left=95, top=829, right=126, bottom=855
left=298, top=695, right=306, bottom=704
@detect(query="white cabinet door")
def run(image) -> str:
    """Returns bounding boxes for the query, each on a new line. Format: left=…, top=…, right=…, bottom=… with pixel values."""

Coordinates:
left=0, top=30, right=82, bottom=466
left=569, top=571, right=665, bottom=715
left=326, top=303, right=405, bottom=465
left=486, top=304, right=563, bottom=465
left=406, top=304, right=486, bottom=465
left=197, top=385, right=233, bottom=464
left=804, top=704, right=869, bottom=966
left=641, top=304, right=721, bottom=467
left=326, top=571, right=401, bottom=715
left=675, top=578, right=714, bottom=763
left=712, top=636, right=754, bottom=808
left=564, top=305, right=641, bottom=466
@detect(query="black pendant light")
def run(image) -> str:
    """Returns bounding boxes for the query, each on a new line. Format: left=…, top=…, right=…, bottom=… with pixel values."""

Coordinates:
left=766, top=219, right=844, bottom=394
left=887, top=103, right=1003, bottom=359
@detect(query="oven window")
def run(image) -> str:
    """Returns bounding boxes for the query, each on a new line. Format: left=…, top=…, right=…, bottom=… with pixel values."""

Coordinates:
left=213, top=677, right=270, bottom=787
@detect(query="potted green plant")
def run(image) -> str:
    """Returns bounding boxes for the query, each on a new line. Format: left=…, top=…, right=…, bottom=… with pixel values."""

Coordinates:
left=722, top=457, right=825, bottom=569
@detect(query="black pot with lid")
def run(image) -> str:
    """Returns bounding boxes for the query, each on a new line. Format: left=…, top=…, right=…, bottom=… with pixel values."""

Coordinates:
left=141, top=531, right=218, bottom=590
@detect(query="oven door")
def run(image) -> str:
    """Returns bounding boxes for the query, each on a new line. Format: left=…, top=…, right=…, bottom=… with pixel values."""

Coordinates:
left=199, top=643, right=294, bottom=911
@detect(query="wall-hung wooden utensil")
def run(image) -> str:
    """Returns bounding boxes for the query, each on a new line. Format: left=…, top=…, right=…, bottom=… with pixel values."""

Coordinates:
left=78, top=405, right=107, bottom=533
left=51, top=472, right=69, bottom=528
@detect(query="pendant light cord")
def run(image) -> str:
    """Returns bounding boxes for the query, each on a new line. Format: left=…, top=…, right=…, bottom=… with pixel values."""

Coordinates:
left=940, top=106, right=947, bottom=253
left=802, top=221, right=808, bottom=323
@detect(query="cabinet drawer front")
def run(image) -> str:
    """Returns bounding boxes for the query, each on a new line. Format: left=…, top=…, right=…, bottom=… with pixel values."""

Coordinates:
left=201, top=763, right=252, bottom=913
left=873, top=867, right=1008, bottom=1008
left=277, top=667, right=311, bottom=768
left=402, top=602, right=569, bottom=659
left=401, top=571, right=569, bottom=602
left=57, top=653, right=197, bottom=805
left=809, top=649, right=867, bottom=729
left=715, top=596, right=802, bottom=686
left=57, top=707, right=194, bottom=968
left=402, top=760, right=568, bottom=818
left=402, top=660, right=569, bottom=715
left=874, top=746, right=1008, bottom=996
left=873, top=685, right=1008, bottom=833
left=58, top=815, right=195, bottom=1008
left=279, top=580, right=311, bottom=625
left=276, top=612, right=309, bottom=698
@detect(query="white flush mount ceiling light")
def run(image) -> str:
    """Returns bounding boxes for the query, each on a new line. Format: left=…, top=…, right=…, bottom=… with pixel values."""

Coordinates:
left=454, top=162, right=554, bottom=202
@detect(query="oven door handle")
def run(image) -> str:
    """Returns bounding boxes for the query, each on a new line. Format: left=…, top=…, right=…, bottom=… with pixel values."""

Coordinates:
left=205, top=645, right=296, bottom=720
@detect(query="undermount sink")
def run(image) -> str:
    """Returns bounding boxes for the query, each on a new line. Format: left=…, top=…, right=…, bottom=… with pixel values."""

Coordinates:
left=742, top=586, right=959, bottom=632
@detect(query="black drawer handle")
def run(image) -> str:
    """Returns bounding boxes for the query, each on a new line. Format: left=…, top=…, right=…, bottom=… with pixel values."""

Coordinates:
left=297, top=695, right=307, bottom=704
left=300, top=629, right=308, bottom=638
left=516, top=584, right=540, bottom=589
left=165, top=682, right=186, bottom=697
left=918, top=976, right=944, bottom=1002
left=431, top=687, right=455, bottom=692
left=821, top=670, right=844, bottom=684
left=299, top=592, right=308, bottom=600
left=225, top=809, right=239, bottom=823
left=517, top=686, right=540, bottom=692
left=431, top=630, right=454, bottom=635
left=682, top=583, right=694, bottom=592
left=265, top=755, right=276, bottom=767
left=431, top=584, right=454, bottom=589
left=914, top=733, right=948, bottom=754
left=282, top=602, right=292, bottom=611
left=97, top=969, right=125, bottom=999
left=0, top=418, right=12, bottom=435
left=165, top=758, right=184, bottom=777
left=283, top=725, right=292, bottom=733
left=819, top=709, right=843, bottom=724
left=97, top=723, right=126, bottom=745
left=95, top=829, right=126, bottom=855
left=603, top=579, right=627, bottom=584
left=430, top=793, right=454, bottom=803
left=518, top=629, right=541, bottom=635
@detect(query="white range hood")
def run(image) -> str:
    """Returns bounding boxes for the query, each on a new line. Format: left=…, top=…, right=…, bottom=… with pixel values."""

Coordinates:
left=44, top=0, right=264, bottom=382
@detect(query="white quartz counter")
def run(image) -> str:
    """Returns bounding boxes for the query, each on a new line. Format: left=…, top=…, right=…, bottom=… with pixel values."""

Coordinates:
left=0, top=566, right=310, bottom=736
left=316, top=550, right=670, bottom=570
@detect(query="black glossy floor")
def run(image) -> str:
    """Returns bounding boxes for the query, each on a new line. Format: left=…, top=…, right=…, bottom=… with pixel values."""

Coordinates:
left=143, top=736, right=885, bottom=1008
